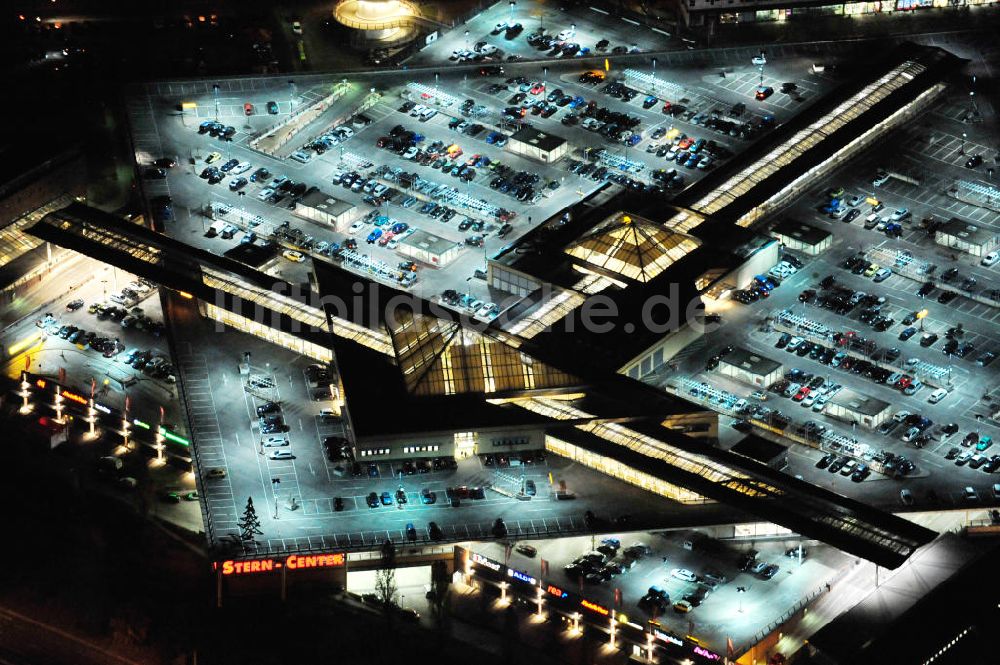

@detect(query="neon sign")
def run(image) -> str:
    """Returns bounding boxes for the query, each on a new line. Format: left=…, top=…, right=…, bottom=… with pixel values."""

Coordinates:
left=94, top=403, right=111, bottom=414
left=580, top=599, right=609, bottom=616
left=36, top=379, right=47, bottom=389
left=694, top=646, right=721, bottom=661
left=546, top=584, right=568, bottom=599
left=218, top=552, right=345, bottom=575
left=60, top=389, right=88, bottom=405
left=471, top=552, right=502, bottom=572
left=161, top=429, right=190, bottom=446
left=507, top=568, right=537, bottom=585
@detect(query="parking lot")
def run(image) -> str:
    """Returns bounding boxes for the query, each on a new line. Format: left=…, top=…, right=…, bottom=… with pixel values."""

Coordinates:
left=474, top=528, right=848, bottom=655
left=128, top=51, right=836, bottom=310
left=406, top=2, right=674, bottom=68
left=658, top=78, right=1000, bottom=512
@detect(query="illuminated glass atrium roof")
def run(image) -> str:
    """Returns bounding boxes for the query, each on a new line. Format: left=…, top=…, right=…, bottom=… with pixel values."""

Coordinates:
left=565, top=212, right=701, bottom=283
left=389, top=310, right=579, bottom=397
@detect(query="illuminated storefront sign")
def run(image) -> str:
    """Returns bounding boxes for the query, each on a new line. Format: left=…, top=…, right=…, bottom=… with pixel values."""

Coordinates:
left=694, top=646, right=721, bottom=661
left=60, top=389, right=88, bottom=405
left=470, top=552, right=502, bottom=572
left=219, top=553, right=345, bottom=575
left=94, top=403, right=111, bottom=415
left=580, top=599, right=610, bottom=616
left=652, top=628, right=683, bottom=647
left=507, top=568, right=537, bottom=585
left=546, top=584, right=568, bottom=599
left=161, top=428, right=190, bottom=446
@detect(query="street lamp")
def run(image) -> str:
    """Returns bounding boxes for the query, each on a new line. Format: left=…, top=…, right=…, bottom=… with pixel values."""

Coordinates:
left=509, top=1, right=516, bottom=22
left=288, top=80, right=296, bottom=111
left=960, top=132, right=967, bottom=155
left=212, top=84, right=220, bottom=121
left=464, top=30, right=470, bottom=50
left=737, top=585, right=747, bottom=613
left=916, top=308, right=928, bottom=331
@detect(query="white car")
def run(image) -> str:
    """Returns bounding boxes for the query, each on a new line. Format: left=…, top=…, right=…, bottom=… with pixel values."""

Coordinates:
left=847, top=195, right=863, bottom=207
left=231, top=161, right=252, bottom=175
left=403, top=147, right=419, bottom=159
left=982, top=251, right=999, bottom=267
left=336, top=126, right=355, bottom=139
left=557, top=29, right=575, bottom=41
left=478, top=44, right=498, bottom=55
left=670, top=568, right=697, bottom=582
left=872, top=170, right=890, bottom=186
left=268, top=450, right=295, bottom=460
left=349, top=221, right=363, bottom=235
left=290, top=150, right=312, bottom=164
left=262, top=436, right=289, bottom=448
left=890, top=208, right=910, bottom=221
left=257, top=188, right=275, bottom=201
left=476, top=302, right=498, bottom=319
left=751, top=54, right=767, bottom=66
left=409, top=104, right=427, bottom=117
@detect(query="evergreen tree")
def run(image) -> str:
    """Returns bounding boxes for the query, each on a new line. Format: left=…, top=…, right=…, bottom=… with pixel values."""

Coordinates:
left=238, top=497, right=263, bottom=546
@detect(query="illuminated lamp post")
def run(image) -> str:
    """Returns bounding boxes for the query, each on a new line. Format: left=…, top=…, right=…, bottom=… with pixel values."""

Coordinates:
left=509, top=1, right=516, bottom=22
left=54, top=386, right=65, bottom=423
left=212, top=84, right=220, bottom=122
left=87, top=398, right=97, bottom=437
left=500, top=580, right=509, bottom=604
left=464, top=29, right=470, bottom=50
left=646, top=631, right=655, bottom=663
left=19, top=372, right=32, bottom=412
left=960, top=132, right=967, bottom=156
left=536, top=586, right=545, bottom=616
left=916, top=308, right=928, bottom=331
left=609, top=615, right=617, bottom=648
left=572, top=612, right=581, bottom=634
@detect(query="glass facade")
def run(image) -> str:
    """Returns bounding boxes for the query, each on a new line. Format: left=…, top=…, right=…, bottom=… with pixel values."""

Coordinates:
left=202, top=303, right=334, bottom=363
left=546, top=434, right=708, bottom=504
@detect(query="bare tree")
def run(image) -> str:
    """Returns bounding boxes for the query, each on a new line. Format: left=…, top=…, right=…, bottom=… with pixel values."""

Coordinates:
left=374, top=539, right=397, bottom=618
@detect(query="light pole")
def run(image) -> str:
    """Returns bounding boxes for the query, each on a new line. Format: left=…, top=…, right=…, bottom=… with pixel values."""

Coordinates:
left=288, top=80, right=296, bottom=112
left=509, top=1, right=516, bottom=22
left=212, top=84, right=220, bottom=121
left=960, top=132, right=967, bottom=155
left=737, top=585, right=747, bottom=613
left=464, top=30, right=470, bottom=50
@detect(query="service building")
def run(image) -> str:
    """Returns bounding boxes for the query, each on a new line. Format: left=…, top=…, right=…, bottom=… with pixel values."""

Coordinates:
left=397, top=229, right=462, bottom=267
left=293, top=189, right=360, bottom=231
left=825, top=388, right=891, bottom=429
left=507, top=127, right=569, bottom=164
left=934, top=217, right=1000, bottom=258
left=769, top=219, right=833, bottom=256
left=717, top=347, right=783, bottom=387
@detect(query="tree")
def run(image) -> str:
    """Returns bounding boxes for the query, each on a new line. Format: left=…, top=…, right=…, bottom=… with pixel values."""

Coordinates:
left=429, top=560, right=451, bottom=634
left=238, top=497, right=263, bottom=548
left=375, top=539, right=397, bottom=618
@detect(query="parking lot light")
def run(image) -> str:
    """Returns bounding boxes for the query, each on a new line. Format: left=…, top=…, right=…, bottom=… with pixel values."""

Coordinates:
left=916, top=308, right=928, bottom=331
left=499, top=581, right=509, bottom=604
left=646, top=632, right=655, bottom=663
left=609, top=616, right=617, bottom=648
left=536, top=586, right=545, bottom=616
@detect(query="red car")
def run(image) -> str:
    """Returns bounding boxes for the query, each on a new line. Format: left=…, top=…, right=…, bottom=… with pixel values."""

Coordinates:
left=529, top=82, right=545, bottom=95
left=466, top=154, right=481, bottom=167
left=378, top=231, right=395, bottom=247
left=792, top=387, right=811, bottom=402
left=244, top=102, right=254, bottom=116
left=661, top=101, right=672, bottom=113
